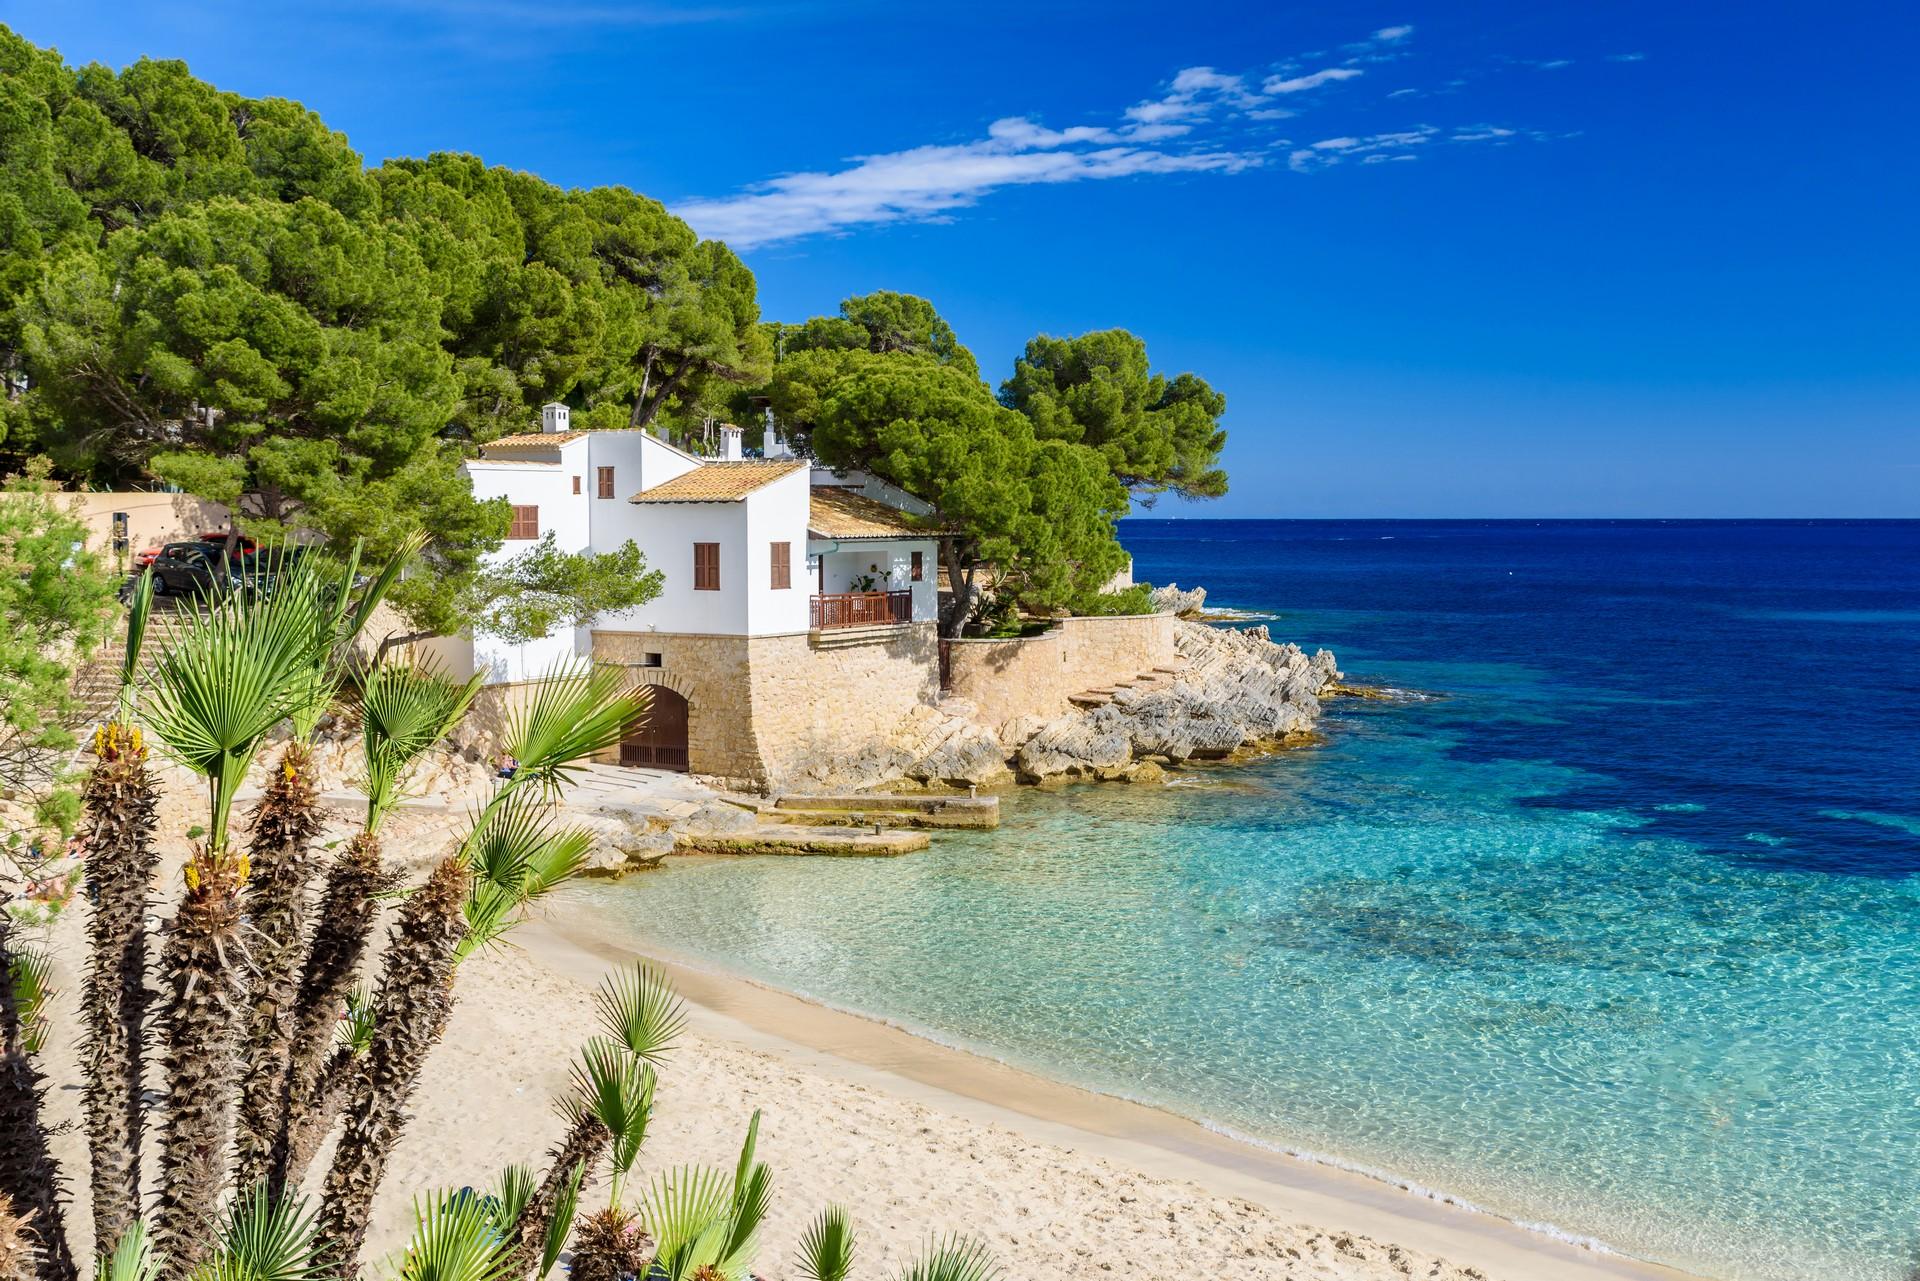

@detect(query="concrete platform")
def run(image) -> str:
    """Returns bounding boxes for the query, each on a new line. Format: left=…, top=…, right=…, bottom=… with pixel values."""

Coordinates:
left=673, top=826, right=929, bottom=857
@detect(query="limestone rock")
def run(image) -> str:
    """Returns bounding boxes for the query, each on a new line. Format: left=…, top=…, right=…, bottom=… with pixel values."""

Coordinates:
left=907, top=722, right=1011, bottom=788
left=683, top=799, right=758, bottom=834
left=1149, top=583, right=1208, bottom=616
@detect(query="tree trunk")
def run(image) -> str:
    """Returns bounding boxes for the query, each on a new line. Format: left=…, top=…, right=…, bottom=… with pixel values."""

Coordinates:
left=504, top=1113, right=609, bottom=1279
left=77, top=723, right=161, bottom=1255
left=272, top=829, right=390, bottom=1197
left=629, top=358, right=693, bottom=432
left=152, top=849, right=250, bottom=1280
left=231, top=743, right=324, bottom=1194
left=314, top=856, right=470, bottom=1271
left=277, top=1044, right=358, bottom=1194
left=937, top=539, right=980, bottom=639
left=0, top=916, right=76, bottom=1281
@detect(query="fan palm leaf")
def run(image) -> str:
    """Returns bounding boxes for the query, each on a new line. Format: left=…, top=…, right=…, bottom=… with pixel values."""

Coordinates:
left=117, top=569, right=155, bottom=712
left=190, top=1186, right=325, bottom=1281
left=95, top=1221, right=163, bottom=1281
left=796, top=1206, right=856, bottom=1281
left=386, top=1193, right=511, bottom=1281
left=498, top=662, right=648, bottom=798
left=4, top=949, right=53, bottom=1056
left=570, top=1040, right=655, bottom=1200
left=359, top=661, right=483, bottom=830
left=640, top=1166, right=730, bottom=1281
left=896, top=1237, right=1001, bottom=1281
left=594, top=964, right=687, bottom=1066
left=141, top=544, right=331, bottom=851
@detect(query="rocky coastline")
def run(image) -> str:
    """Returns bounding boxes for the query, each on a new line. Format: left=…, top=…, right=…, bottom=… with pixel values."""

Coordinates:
left=804, top=600, right=1341, bottom=792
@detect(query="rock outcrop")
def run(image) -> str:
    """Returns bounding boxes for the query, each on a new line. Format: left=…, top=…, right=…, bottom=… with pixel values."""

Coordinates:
left=793, top=618, right=1340, bottom=792
left=1149, top=583, right=1208, bottom=617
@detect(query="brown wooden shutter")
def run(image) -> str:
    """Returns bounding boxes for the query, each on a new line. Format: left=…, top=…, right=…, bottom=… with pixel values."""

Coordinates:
left=597, top=466, right=615, bottom=498
left=911, top=550, right=924, bottom=582
left=508, top=505, right=539, bottom=539
left=572, top=475, right=581, bottom=495
left=770, top=542, right=791, bottom=589
left=693, top=542, right=720, bottom=591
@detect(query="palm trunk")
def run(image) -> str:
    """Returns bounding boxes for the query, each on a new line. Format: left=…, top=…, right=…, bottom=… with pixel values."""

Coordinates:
left=152, top=849, right=249, bottom=1280
left=272, top=829, right=388, bottom=1195
left=231, top=743, right=323, bottom=1193
left=76, top=722, right=160, bottom=1255
left=278, top=1044, right=358, bottom=1193
left=565, top=1209, right=650, bottom=1281
left=0, top=1192, right=42, bottom=1281
left=314, top=856, right=469, bottom=1270
left=0, top=916, right=75, bottom=1281
left=504, top=1112, right=609, bottom=1278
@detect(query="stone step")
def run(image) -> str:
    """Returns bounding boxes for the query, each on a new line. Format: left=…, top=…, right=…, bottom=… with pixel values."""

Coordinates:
left=774, top=793, right=998, bottom=818
left=761, top=806, right=997, bottom=831
left=1067, top=692, right=1113, bottom=709
left=674, top=826, right=928, bottom=858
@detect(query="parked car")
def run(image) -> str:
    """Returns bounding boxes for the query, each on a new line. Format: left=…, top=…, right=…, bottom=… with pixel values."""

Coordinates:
left=132, top=530, right=257, bottom=569
left=132, top=541, right=305, bottom=602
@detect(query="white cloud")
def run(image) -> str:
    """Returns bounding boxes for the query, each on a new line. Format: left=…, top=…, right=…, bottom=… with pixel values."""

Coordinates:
left=1608, top=52, right=1647, bottom=62
left=1264, top=66, right=1365, bottom=94
left=678, top=25, right=1556, bottom=247
left=1535, top=59, right=1573, bottom=70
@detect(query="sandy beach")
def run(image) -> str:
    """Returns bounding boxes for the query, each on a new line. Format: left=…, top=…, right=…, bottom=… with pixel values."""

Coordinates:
left=26, top=779, right=1699, bottom=1281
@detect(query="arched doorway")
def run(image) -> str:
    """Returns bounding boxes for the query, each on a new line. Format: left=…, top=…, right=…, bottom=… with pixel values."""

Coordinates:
left=619, top=684, right=689, bottom=771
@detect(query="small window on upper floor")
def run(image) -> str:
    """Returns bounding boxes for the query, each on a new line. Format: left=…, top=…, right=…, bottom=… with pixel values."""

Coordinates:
left=770, top=541, right=791, bottom=590
left=597, top=466, right=616, bottom=499
left=572, top=475, right=582, bottom=495
left=911, top=550, right=924, bottom=582
left=508, top=505, right=539, bottom=540
left=693, top=542, right=720, bottom=591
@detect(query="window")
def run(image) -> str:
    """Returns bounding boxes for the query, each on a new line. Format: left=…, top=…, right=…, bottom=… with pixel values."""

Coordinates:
left=770, top=541, right=791, bottom=590
left=910, top=550, right=924, bottom=582
left=693, top=542, right=720, bottom=591
left=597, top=466, right=615, bottom=499
left=641, top=652, right=663, bottom=668
left=572, top=475, right=582, bottom=495
left=507, top=505, right=539, bottom=540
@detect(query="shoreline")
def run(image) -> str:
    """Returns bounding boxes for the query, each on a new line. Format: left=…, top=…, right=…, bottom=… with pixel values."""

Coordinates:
left=524, top=909, right=1700, bottom=1281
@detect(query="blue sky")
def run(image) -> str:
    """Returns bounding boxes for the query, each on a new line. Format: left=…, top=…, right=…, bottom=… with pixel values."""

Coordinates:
left=6, top=0, right=1917, bottom=516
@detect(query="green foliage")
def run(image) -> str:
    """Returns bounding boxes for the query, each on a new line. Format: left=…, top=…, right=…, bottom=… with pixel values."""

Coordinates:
left=96, top=1220, right=165, bottom=1281
left=390, top=1192, right=513, bottom=1281
left=358, top=660, right=484, bottom=830
left=797, top=1206, right=857, bottom=1281
left=594, top=963, right=688, bottom=1066
left=5, top=943, right=54, bottom=1053
left=1001, top=329, right=1228, bottom=501
left=897, top=1236, right=1002, bottom=1281
left=0, top=458, right=116, bottom=825
left=193, top=1185, right=326, bottom=1281
left=570, top=1040, right=656, bottom=1195
left=1069, top=583, right=1156, bottom=617
left=468, top=534, right=662, bottom=648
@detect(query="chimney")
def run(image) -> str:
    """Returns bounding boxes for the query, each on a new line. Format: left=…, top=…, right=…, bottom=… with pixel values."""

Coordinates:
left=718, top=423, right=743, bottom=461
left=541, top=402, right=571, bottom=434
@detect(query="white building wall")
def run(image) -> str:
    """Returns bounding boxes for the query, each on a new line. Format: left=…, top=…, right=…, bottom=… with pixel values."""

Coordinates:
left=744, top=469, right=813, bottom=635
left=593, top=502, right=752, bottom=636
left=462, top=449, right=590, bottom=682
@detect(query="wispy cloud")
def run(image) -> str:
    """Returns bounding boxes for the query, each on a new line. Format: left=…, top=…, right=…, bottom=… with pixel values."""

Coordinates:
left=1607, top=52, right=1648, bottom=62
left=678, top=25, right=1550, bottom=249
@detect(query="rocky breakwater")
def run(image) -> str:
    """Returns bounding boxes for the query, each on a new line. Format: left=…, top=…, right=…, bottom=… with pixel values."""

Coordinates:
left=1007, top=620, right=1339, bottom=784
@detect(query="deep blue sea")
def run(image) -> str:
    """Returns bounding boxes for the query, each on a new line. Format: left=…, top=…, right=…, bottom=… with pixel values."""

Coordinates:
left=576, top=520, right=1920, bottom=1281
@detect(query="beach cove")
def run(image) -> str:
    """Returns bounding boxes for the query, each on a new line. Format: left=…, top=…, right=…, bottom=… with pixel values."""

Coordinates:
left=567, top=519, right=1920, bottom=1281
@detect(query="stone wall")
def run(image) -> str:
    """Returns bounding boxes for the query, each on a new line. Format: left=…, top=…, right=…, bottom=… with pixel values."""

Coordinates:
left=945, top=613, right=1179, bottom=730
left=592, top=623, right=938, bottom=791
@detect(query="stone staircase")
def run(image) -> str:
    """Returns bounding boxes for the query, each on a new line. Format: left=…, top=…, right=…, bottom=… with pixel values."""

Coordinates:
left=1067, top=663, right=1186, bottom=710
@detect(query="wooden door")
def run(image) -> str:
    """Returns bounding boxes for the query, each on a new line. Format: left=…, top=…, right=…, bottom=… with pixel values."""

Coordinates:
left=619, top=685, right=689, bottom=771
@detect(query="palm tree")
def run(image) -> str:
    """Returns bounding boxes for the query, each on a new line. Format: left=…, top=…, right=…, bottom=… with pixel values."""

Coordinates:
left=141, top=551, right=333, bottom=1277
left=233, top=542, right=410, bottom=1195
left=77, top=575, right=161, bottom=1256
left=0, top=913, right=73, bottom=1281
left=0, top=1192, right=40, bottom=1281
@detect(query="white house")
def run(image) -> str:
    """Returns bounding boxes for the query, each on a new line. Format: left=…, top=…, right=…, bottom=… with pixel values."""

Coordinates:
left=439, top=403, right=948, bottom=787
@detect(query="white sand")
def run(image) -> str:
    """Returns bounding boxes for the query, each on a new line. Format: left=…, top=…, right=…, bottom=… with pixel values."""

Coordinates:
left=29, top=782, right=1695, bottom=1281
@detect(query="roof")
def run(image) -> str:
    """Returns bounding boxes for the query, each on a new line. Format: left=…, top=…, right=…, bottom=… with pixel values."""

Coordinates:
left=807, top=486, right=948, bottom=540
left=630, top=460, right=807, bottom=503
left=481, top=431, right=584, bottom=450
left=467, top=458, right=559, bottom=468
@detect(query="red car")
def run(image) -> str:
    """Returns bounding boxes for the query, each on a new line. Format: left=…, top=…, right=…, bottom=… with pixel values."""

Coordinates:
left=133, top=530, right=256, bottom=568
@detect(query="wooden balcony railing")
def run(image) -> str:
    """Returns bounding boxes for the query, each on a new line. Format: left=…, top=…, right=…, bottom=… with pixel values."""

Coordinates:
left=811, top=590, right=912, bottom=630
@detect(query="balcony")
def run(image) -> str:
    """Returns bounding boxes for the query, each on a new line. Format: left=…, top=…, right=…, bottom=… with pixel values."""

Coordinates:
left=810, top=590, right=912, bottom=630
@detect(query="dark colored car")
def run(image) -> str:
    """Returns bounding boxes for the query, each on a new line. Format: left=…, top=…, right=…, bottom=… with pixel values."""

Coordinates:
left=126, top=542, right=306, bottom=602
left=133, top=530, right=258, bottom=569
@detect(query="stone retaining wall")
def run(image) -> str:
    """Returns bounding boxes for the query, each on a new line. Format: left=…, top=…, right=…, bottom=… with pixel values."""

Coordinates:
left=592, top=623, right=938, bottom=791
left=945, top=613, right=1178, bottom=729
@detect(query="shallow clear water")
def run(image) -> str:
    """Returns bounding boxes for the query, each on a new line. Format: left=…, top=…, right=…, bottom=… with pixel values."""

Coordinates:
left=572, top=520, right=1920, bottom=1280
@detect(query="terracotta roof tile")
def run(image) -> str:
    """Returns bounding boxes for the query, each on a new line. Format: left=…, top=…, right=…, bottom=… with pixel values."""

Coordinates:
left=481, top=432, right=584, bottom=450
left=807, top=486, right=948, bottom=539
left=630, top=460, right=807, bottom=503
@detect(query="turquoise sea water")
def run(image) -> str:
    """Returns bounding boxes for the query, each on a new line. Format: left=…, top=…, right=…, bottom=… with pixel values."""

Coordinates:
left=570, top=521, right=1920, bottom=1281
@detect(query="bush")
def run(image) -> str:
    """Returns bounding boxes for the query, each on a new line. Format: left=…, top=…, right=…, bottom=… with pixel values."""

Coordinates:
left=1068, top=584, right=1156, bottom=617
